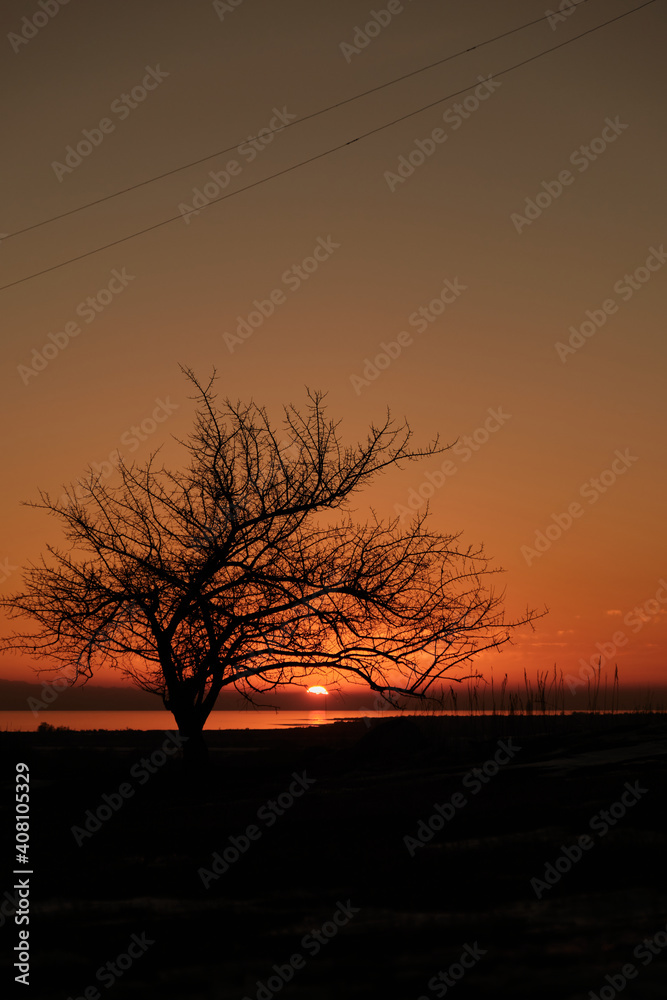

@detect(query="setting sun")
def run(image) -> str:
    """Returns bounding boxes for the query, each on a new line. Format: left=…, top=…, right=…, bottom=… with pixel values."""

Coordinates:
left=307, top=686, right=329, bottom=695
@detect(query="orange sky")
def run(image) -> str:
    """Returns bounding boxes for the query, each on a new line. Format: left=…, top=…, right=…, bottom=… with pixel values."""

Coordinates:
left=1, top=0, right=666, bottom=695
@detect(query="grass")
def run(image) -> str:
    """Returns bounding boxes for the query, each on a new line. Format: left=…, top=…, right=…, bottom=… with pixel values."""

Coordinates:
left=426, top=661, right=662, bottom=716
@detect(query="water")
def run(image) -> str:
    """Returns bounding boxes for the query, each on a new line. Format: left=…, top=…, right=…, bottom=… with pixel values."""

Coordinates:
left=0, top=709, right=390, bottom=732
left=0, top=707, right=646, bottom=731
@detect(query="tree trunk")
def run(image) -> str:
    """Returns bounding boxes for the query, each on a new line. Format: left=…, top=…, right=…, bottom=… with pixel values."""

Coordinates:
left=163, top=686, right=211, bottom=781
left=179, top=722, right=209, bottom=773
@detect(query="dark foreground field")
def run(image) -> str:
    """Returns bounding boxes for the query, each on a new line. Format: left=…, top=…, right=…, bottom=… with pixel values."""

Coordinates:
left=2, top=713, right=667, bottom=999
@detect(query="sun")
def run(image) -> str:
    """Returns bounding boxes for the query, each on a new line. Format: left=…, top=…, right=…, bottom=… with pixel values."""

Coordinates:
left=307, top=685, right=329, bottom=695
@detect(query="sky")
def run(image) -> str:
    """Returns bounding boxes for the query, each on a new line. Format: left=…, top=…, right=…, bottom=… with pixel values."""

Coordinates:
left=1, top=0, right=666, bottom=698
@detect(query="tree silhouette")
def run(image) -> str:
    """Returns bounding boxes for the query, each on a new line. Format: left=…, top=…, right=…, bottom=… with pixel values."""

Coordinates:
left=1, top=368, right=538, bottom=769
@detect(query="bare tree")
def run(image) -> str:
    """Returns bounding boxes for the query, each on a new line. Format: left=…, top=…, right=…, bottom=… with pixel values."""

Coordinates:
left=1, top=369, right=539, bottom=769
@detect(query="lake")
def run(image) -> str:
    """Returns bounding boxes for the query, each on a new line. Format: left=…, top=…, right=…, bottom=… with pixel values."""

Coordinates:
left=0, top=707, right=638, bottom=731
left=0, top=708, right=401, bottom=731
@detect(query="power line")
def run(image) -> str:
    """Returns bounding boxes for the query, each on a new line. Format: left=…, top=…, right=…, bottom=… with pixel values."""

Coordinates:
left=1, top=0, right=656, bottom=293
left=5, top=0, right=599, bottom=243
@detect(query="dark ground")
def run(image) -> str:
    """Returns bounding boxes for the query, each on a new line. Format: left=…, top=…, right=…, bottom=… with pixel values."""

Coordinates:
left=1, top=713, right=666, bottom=999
